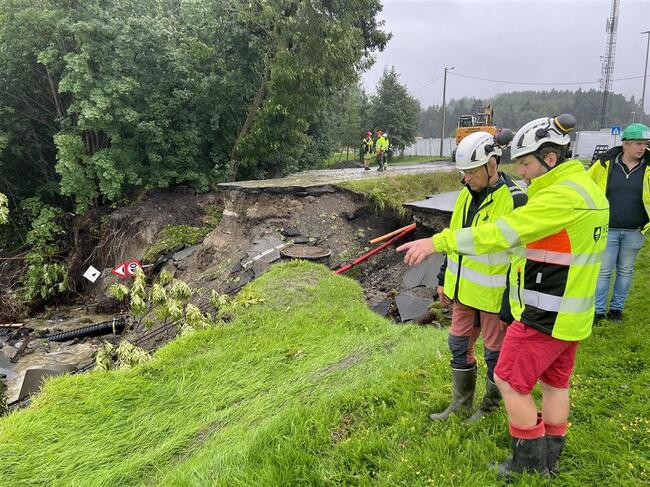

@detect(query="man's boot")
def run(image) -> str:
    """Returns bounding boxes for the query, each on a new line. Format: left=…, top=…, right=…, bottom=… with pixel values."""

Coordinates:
left=429, top=365, right=476, bottom=421
left=546, top=435, right=565, bottom=476
left=496, top=436, right=549, bottom=480
left=466, top=377, right=501, bottom=423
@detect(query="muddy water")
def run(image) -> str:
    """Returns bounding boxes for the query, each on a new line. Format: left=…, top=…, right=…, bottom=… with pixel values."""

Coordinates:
left=1, top=307, right=123, bottom=404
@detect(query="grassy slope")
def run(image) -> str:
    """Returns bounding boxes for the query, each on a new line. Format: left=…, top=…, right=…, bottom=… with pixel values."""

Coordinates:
left=1, top=247, right=649, bottom=486
left=1, top=170, right=648, bottom=486
left=322, top=153, right=449, bottom=168
left=339, top=172, right=460, bottom=217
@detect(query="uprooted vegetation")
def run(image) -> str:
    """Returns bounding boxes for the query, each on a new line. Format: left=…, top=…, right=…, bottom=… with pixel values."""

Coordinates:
left=1, top=254, right=649, bottom=486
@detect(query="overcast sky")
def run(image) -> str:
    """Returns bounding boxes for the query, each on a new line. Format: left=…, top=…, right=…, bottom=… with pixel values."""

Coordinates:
left=362, top=0, right=650, bottom=112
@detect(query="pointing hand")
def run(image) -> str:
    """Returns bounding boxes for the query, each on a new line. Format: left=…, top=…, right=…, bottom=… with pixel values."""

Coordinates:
left=396, top=238, right=435, bottom=266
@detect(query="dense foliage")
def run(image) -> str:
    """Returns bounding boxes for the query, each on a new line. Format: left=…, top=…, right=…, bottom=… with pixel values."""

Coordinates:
left=326, top=70, right=420, bottom=159
left=0, top=0, right=388, bottom=219
left=0, top=0, right=388, bottom=302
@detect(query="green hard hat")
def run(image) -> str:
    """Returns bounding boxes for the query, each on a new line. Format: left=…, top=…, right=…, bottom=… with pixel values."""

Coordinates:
left=622, top=123, right=650, bottom=141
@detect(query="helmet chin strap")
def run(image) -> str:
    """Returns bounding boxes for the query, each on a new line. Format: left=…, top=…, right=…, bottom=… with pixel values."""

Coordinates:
left=534, top=153, right=553, bottom=171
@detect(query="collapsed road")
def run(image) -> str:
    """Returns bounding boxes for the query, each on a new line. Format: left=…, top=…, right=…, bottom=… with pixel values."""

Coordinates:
left=1, top=162, right=459, bottom=411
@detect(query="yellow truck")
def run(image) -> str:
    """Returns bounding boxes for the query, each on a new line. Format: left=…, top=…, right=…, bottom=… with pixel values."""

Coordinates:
left=452, top=104, right=498, bottom=161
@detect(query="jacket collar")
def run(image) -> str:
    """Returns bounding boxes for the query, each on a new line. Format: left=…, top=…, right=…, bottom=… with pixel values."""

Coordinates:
left=603, top=145, right=650, bottom=166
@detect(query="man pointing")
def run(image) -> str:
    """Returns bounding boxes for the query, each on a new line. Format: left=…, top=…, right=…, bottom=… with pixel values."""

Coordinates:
left=398, top=114, right=609, bottom=479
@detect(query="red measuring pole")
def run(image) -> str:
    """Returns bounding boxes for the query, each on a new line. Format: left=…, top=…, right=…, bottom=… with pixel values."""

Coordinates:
left=335, top=225, right=416, bottom=274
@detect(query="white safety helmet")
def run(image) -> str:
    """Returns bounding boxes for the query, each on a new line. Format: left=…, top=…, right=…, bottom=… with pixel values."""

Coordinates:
left=510, top=114, right=576, bottom=160
left=455, top=130, right=513, bottom=171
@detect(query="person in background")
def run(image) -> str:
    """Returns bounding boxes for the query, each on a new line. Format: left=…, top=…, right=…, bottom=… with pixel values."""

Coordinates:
left=384, top=131, right=393, bottom=163
left=589, top=123, right=650, bottom=323
left=375, top=130, right=389, bottom=171
left=362, top=131, right=374, bottom=171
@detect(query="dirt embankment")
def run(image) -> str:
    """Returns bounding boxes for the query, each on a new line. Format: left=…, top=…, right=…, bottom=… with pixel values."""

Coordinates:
left=173, top=185, right=412, bottom=307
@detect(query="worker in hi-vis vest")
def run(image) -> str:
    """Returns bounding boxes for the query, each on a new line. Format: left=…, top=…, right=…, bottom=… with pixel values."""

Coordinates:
left=362, top=131, right=373, bottom=171
left=432, top=129, right=526, bottom=425
left=398, top=114, right=609, bottom=479
left=375, top=130, right=389, bottom=171
left=588, top=122, right=650, bottom=323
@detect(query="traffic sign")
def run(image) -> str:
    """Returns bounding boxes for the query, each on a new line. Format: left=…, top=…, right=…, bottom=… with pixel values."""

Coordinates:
left=111, top=259, right=142, bottom=279
left=126, top=259, right=142, bottom=277
left=83, top=266, right=101, bottom=283
left=611, top=125, right=622, bottom=136
left=112, top=262, right=128, bottom=278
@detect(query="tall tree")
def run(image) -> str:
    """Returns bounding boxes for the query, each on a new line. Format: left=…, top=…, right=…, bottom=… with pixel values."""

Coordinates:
left=371, top=68, right=420, bottom=155
left=228, top=0, right=389, bottom=180
left=330, top=83, right=366, bottom=159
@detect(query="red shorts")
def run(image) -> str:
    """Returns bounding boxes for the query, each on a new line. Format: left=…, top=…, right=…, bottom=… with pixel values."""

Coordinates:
left=494, top=321, right=579, bottom=394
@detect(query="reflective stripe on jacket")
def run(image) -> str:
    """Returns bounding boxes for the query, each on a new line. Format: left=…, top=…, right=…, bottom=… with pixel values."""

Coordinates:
left=587, top=146, right=650, bottom=235
left=444, top=173, right=527, bottom=313
left=433, top=160, right=609, bottom=341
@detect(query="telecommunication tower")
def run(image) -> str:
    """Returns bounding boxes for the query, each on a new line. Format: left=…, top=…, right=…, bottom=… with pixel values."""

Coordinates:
left=599, top=0, right=619, bottom=128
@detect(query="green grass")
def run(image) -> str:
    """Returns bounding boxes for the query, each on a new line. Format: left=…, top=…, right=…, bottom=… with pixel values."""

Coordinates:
left=389, top=155, right=450, bottom=165
left=1, top=249, right=649, bottom=486
left=339, top=171, right=461, bottom=217
left=322, top=153, right=450, bottom=168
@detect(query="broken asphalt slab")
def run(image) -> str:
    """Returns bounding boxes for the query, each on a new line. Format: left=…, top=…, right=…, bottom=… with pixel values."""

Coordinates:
left=403, top=254, right=444, bottom=289
left=395, top=291, right=434, bottom=323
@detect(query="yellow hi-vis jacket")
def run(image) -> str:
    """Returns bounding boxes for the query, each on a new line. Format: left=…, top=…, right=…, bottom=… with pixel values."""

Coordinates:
left=443, top=173, right=527, bottom=313
left=433, top=160, right=609, bottom=341
left=375, top=135, right=388, bottom=153
left=363, top=137, right=373, bottom=152
left=587, top=146, right=650, bottom=235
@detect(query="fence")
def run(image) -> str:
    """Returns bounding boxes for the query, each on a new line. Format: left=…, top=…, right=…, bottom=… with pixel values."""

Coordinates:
left=403, top=138, right=456, bottom=157
left=572, top=130, right=621, bottom=158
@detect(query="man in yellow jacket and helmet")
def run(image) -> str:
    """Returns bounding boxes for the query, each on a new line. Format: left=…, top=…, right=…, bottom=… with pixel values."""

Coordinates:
left=431, top=129, right=526, bottom=425
left=398, top=114, right=609, bottom=479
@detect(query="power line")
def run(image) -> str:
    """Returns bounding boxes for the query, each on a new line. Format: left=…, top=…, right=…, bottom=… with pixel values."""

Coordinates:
left=412, top=73, right=443, bottom=93
left=448, top=71, right=647, bottom=87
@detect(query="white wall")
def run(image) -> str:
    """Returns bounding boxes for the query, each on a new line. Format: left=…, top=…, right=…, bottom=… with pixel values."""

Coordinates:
left=403, top=138, right=456, bottom=157
left=573, top=130, right=621, bottom=158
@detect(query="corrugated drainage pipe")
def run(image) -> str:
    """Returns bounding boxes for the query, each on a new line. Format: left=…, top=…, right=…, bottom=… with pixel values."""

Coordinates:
left=48, top=318, right=126, bottom=342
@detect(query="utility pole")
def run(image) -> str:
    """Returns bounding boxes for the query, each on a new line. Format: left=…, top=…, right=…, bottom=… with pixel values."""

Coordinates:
left=641, top=30, right=650, bottom=118
left=599, top=0, right=620, bottom=129
left=439, top=66, right=454, bottom=157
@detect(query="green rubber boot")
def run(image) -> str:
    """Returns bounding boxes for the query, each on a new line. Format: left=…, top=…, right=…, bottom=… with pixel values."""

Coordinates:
left=466, top=377, right=501, bottom=423
left=429, top=365, right=476, bottom=421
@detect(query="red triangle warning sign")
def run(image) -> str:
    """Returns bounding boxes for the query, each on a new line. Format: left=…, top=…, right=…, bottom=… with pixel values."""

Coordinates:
left=112, top=262, right=127, bottom=278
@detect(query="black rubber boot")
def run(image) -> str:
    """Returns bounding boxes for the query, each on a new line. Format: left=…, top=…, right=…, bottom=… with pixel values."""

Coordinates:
left=466, top=377, right=501, bottom=423
left=546, top=435, right=565, bottom=476
left=496, top=436, right=550, bottom=480
left=429, top=366, right=476, bottom=421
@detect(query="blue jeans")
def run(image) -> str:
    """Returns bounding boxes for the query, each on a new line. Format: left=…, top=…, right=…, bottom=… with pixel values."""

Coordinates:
left=595, top=228, right=645, bottom=313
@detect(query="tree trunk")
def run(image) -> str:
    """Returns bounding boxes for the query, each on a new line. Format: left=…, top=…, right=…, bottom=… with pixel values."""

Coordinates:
left=227, top=43, right=277, bottom=182
left=45, top=66, right=65, bottom=119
